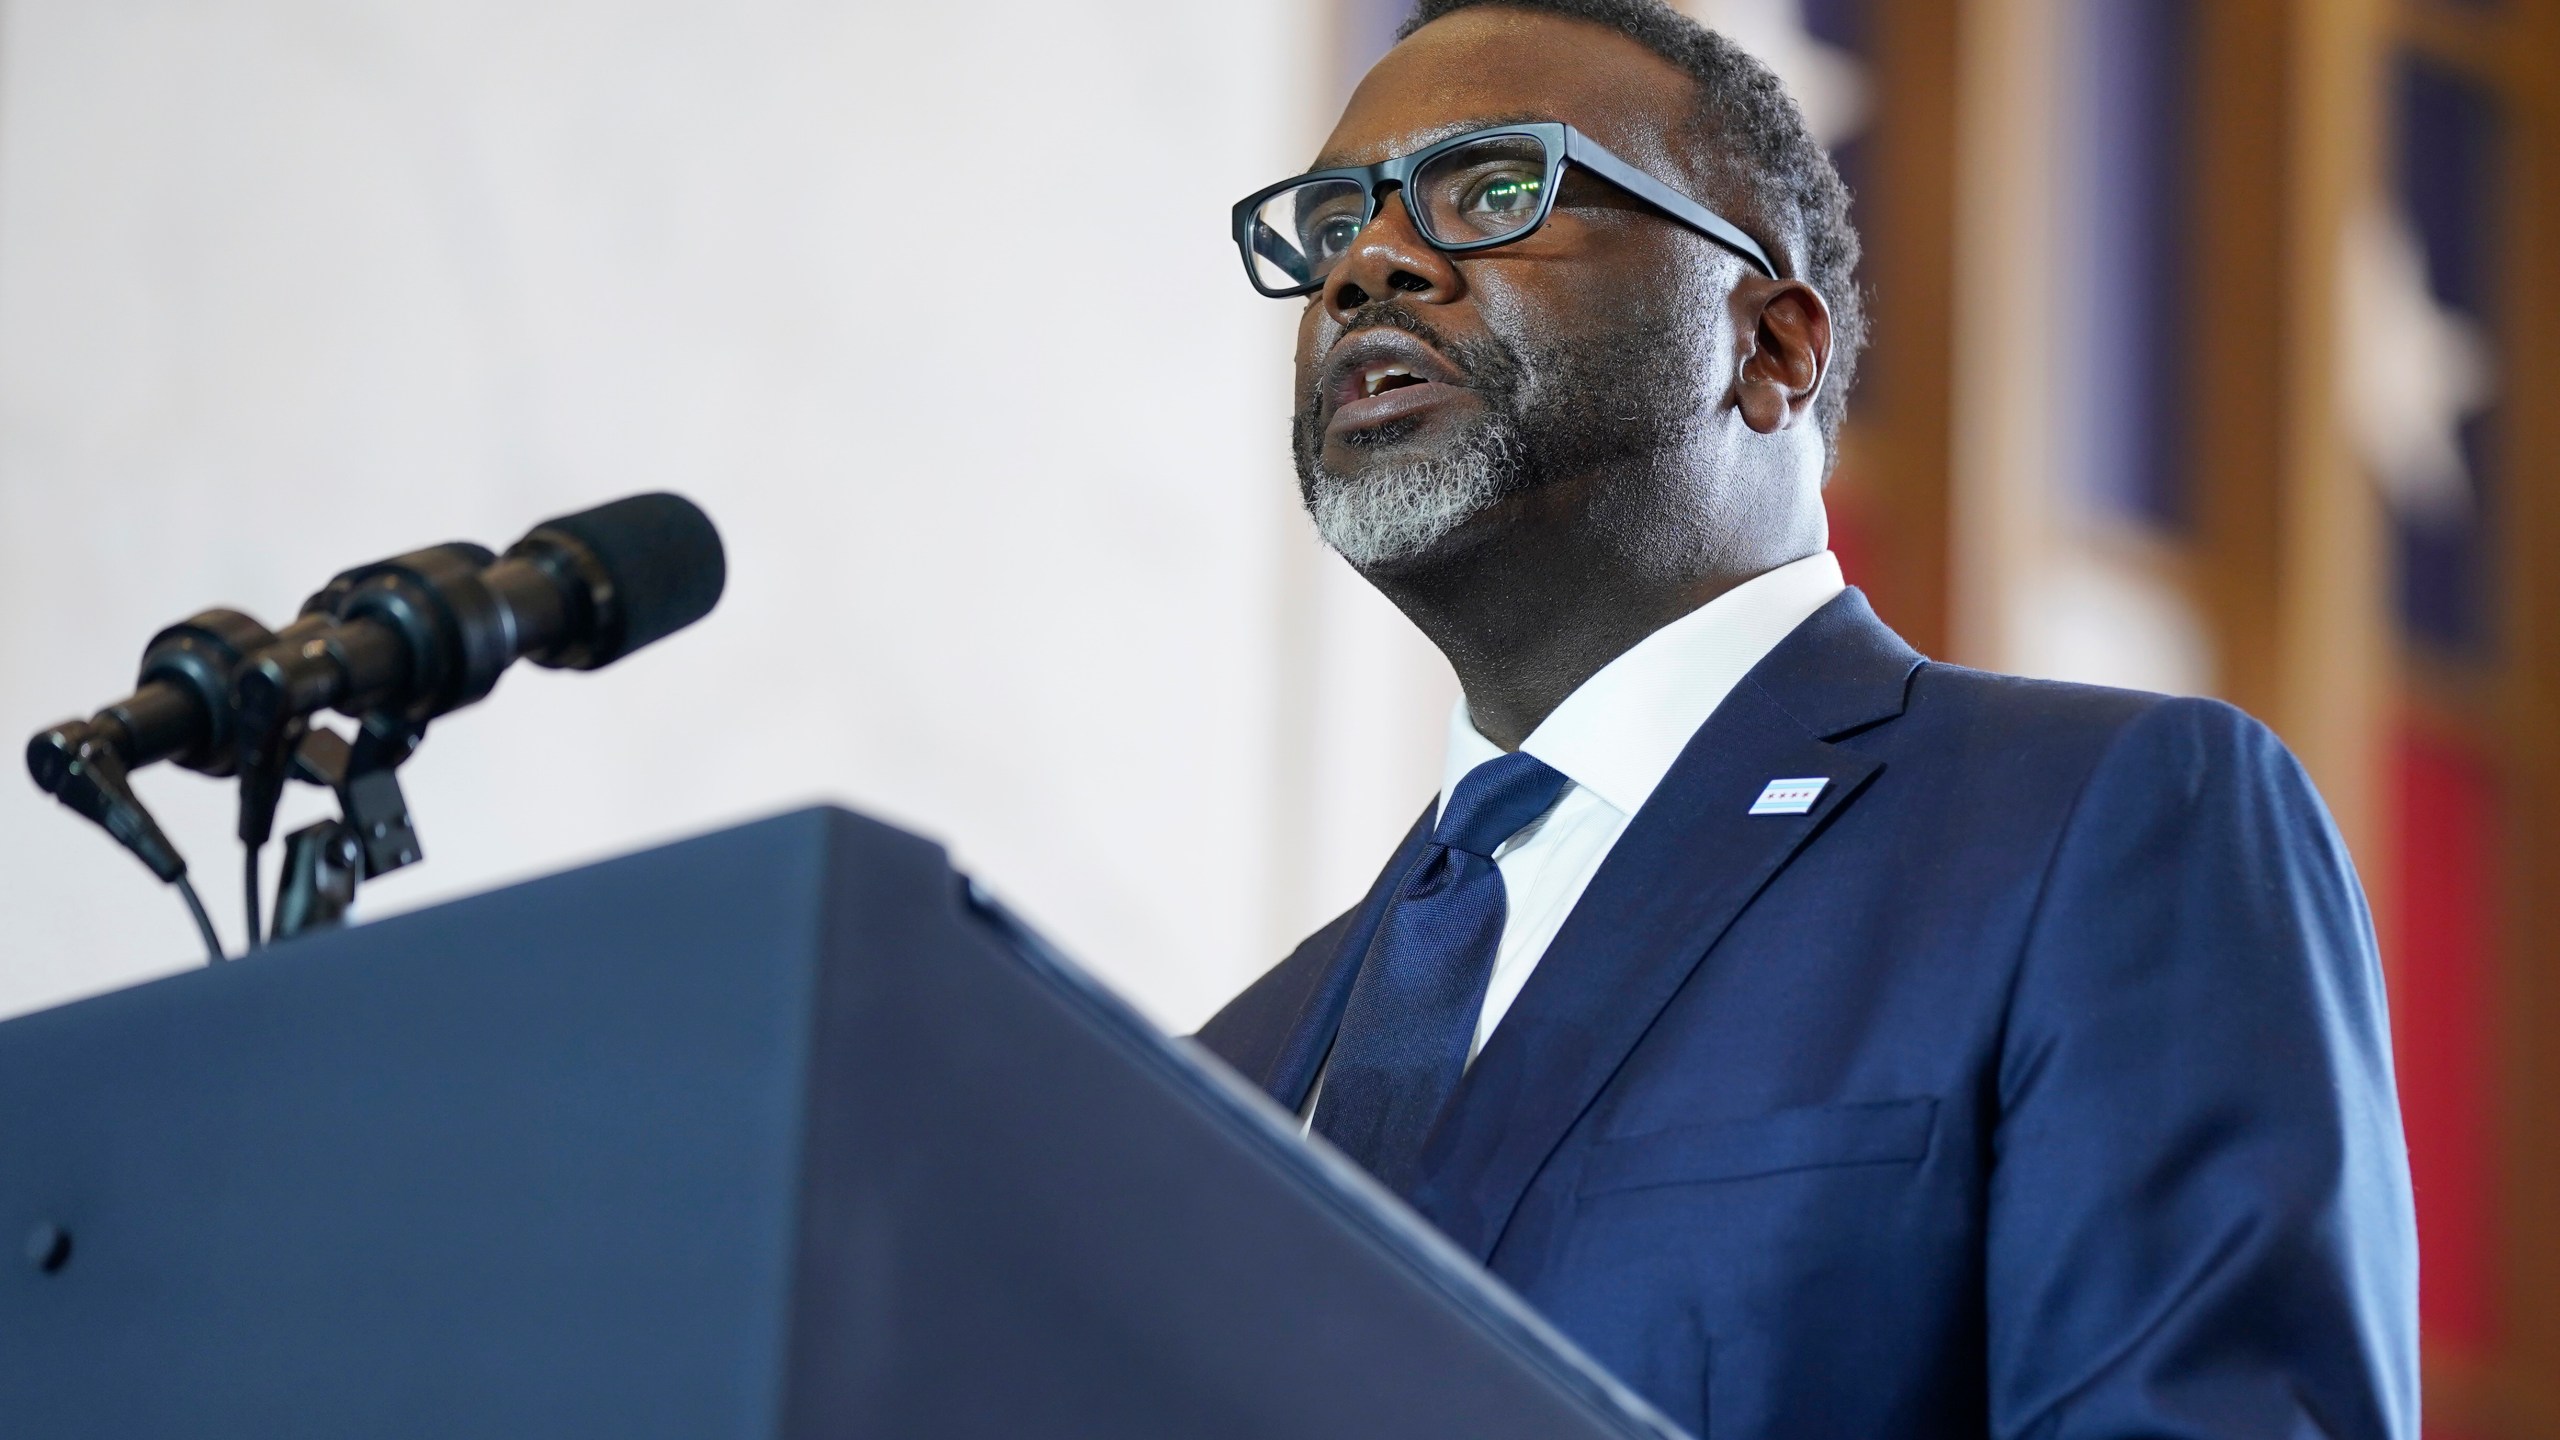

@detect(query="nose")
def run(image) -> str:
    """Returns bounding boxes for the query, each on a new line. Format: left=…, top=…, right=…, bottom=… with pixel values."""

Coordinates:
left=1324, top=188, right=1463, bottom=320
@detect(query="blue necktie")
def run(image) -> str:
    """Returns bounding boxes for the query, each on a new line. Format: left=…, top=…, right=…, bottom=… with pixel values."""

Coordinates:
left=1314, top=751, right=1572, bottom=1194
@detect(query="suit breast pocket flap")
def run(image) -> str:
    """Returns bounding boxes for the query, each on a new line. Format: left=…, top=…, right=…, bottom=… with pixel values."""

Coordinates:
left=1577, top=1097, right=1939, bottom=1198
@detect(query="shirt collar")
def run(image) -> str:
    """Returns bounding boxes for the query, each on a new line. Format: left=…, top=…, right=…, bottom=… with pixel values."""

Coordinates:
left=1439, top=550, right=1847, bottom=819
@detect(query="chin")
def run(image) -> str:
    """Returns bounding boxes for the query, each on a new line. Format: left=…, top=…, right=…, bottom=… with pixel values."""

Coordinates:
left=1346, top=523, right=1506, bottom=583
left=1306, top=474, right=1516, bottom=576
left=1296, top=401, right=1533, bottom=574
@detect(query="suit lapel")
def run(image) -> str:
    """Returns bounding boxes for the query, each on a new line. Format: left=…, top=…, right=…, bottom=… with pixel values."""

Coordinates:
left=1408, top=591, right=1923, bottom=1260
left=1204, top=804, right=1434, bottom=1111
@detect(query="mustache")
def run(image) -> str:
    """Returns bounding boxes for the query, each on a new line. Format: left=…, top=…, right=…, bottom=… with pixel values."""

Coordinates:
left=1299, top=303, right=1526, bottom=429
left=1328, top=301, right=1464, bottom=368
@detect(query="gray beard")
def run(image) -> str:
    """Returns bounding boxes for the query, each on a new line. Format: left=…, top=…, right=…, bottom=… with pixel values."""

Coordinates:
left=1299, top=424, right=1523, bottom=569
left=1292, top=294, right=1684, bottom=571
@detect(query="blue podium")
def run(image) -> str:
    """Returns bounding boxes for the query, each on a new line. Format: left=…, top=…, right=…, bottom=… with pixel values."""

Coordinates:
left=0, top=808, right=1677, bottom=1438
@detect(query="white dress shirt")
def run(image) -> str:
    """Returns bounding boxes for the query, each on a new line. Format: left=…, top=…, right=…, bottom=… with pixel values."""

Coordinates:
left=1303, top=551, right=1845, bottom=1132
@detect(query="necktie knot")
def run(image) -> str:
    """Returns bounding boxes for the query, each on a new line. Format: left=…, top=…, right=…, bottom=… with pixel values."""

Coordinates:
left=1434, top=751, right=1571, bottom=859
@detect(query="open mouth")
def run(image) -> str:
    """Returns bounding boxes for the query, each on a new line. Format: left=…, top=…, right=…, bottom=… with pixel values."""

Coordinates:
left=1317, top=329, right=1474, bottom=442
left=1361, top=365, right=1431, bottom=399
left=1328, top=364, right=1464, bottom=441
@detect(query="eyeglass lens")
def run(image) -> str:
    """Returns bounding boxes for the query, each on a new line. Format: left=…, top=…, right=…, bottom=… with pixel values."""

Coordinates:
left=1247, top=134, right=1552, bottom=294
left=1246, top=178, right=1367, bottom=294
left=1410, top=133, right=1549, bottom=243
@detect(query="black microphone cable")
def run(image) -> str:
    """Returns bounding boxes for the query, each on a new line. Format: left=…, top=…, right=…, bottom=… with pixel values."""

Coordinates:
left=244, top=844, right=264, bottom=952
left=180, top=875, right=225, bottom=964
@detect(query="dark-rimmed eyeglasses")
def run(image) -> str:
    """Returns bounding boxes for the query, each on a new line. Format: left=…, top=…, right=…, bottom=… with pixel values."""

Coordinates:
left=1231, top=120, right=1777, bottom=298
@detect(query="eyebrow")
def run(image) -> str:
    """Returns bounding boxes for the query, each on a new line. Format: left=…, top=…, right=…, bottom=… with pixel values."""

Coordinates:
left=1307, top=111, right=1557, bottom=171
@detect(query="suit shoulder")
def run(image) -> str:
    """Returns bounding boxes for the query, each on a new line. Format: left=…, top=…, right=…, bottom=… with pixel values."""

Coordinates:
left=1907, top=661, right=2170, bottom=730
left=1903, top=664, right=2276, bottom=765
left=1885, top=668, right=2315, bottom=839
left=1904, top=667, right=2338, bottom=880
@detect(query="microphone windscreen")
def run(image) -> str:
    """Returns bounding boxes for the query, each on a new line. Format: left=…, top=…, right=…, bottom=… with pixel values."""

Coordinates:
left=532, top=493, right=726, bottom=663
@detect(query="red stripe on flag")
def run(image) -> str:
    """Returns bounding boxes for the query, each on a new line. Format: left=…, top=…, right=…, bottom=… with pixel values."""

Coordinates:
left=2387, top=720, right=2500, bottom=1356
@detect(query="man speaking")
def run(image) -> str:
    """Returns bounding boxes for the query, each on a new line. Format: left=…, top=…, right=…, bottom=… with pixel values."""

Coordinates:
left=1198, top=2, right=2418, bottom=1436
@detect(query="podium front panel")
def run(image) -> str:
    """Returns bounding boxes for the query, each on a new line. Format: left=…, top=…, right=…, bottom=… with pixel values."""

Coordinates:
left=0, top=807, right=1675, bottom=1439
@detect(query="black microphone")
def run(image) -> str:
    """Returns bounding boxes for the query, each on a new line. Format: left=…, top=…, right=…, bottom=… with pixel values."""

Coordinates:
left=28, top=610, right=287, bottom=787
left=232, top=492, right=726, bottom=744
left=28, top=494, right=723, bottom=800
left=25, top=494, right=724, bottom=938
left=222, top=492, right=723, bottom=852
left=24, top=610, right=319, bottom=882
left=23, top=608, right=337, bottom=959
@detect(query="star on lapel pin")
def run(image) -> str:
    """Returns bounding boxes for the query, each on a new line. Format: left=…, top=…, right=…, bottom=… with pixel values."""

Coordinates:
left=1748, top=777, right=1829, bottom=816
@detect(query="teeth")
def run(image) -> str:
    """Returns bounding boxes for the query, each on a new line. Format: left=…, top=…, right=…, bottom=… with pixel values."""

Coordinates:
left=1361, top=365, right=1414, bottom=398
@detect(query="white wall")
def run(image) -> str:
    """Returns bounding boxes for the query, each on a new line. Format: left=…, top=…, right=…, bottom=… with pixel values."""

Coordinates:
left=0, top=0, right=1453, bottom=1029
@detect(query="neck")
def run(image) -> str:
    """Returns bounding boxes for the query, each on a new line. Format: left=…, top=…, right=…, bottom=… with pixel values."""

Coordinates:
left=1367, top=479, right=1810, bottom=750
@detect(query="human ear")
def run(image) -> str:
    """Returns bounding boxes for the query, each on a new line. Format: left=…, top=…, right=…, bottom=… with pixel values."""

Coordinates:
left=1733, top=278, right=1832, bottom=435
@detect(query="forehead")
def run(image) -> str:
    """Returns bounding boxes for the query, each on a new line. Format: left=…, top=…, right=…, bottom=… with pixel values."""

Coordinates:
left=1317, top=8, right=1702, bottom=172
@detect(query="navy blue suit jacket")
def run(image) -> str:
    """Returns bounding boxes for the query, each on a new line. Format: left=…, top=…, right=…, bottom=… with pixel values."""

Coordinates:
left=1198, top=591, right=2416, bottom=1439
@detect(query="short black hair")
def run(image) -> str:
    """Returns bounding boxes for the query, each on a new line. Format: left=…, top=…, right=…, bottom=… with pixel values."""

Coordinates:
left=1396, top=0, right=1867, bottom=471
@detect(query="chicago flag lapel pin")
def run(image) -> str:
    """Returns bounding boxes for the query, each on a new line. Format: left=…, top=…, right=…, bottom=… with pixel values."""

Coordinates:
left=1748, top=776, right=1829, bottom=816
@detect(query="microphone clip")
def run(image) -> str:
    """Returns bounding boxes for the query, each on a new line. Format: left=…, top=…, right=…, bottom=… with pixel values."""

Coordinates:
left=270, top=714, right=427, bottom=943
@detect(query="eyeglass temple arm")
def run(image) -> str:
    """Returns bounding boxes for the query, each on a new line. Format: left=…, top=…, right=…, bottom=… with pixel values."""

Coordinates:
left=1562, top=134, right=1779, bottom=279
